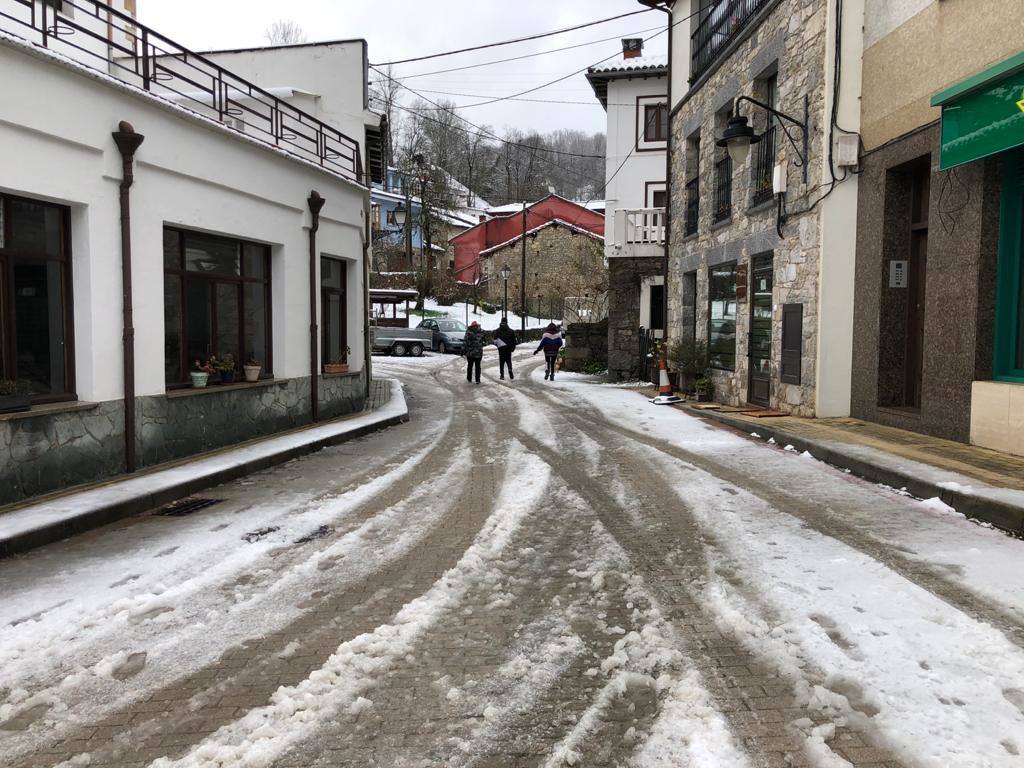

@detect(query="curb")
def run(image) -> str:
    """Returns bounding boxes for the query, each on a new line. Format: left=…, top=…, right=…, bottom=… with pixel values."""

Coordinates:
left=0, top=379, right=409, bottom=558
left=681, top=404, right=1024, bottom=536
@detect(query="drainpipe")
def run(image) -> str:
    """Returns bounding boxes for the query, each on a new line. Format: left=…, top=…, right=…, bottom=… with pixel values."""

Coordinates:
left=308, top=191, right=326, bottom=423
left=112, top=121, right=145, bottom=474
left=363, top=196, right=372, bottom=402
left=659, top=3, right=673, bottom=339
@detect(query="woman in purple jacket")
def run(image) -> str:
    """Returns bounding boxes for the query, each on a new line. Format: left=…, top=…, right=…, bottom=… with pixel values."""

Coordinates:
left=534, top=323, right=563, bottom=381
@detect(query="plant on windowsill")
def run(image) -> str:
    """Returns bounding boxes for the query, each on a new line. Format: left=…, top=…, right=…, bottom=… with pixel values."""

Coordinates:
left=190, top=359, right=213, bottom=389
left=243, top=356, right=262, bottom=383
left=214, top=354, right=236, bottom=384
left=0, top=379, right=32, bottom=414
left=695, top=376, right=715, bottom=402
left=324, top=347, right=351, bottom=375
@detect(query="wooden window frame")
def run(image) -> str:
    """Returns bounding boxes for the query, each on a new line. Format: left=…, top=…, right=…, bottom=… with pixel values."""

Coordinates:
left=320, top=255, right=348, bottom=369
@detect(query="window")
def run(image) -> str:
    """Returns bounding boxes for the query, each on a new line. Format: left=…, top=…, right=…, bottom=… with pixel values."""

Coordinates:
left=651, top=189, right=667, bottom=208
left=371, top=204, right=381, bottom=229
left=386, top=209, right=397, bottom=226
left=163, top=228, right=271, bottom=385
left=643, top=103, right=669, bottom=142
left=0, top=195, right=74, bottom=400
left=751, top=73, right=778, bottom=206
left=708, top=263, right=737, bottom=370
left=321, top=256, right=348, bottom=367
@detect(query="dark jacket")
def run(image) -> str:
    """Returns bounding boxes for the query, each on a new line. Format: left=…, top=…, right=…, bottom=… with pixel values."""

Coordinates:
left=463, top=326, right=486, bottom=359
left=535, top=332, right=563, bottom=358
left=495, top=325, right=518, bottom=350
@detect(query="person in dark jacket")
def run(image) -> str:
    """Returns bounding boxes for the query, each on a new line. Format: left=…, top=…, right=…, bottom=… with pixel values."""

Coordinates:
left=534, top=322, right=563, bottom=381
left=463, top=321, right=486, bottom=384
left=494, top=317, right=518, bottom=381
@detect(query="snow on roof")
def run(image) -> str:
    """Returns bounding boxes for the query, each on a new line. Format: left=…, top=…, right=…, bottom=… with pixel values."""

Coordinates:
left=588, top=54, right=668, bottom=75
left=484, top=194, right=604, bottom=217
left=479, top=219, right=603, bottom=256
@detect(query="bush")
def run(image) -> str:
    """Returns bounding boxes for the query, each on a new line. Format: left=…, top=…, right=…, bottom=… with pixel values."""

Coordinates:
left=580, top=360, right=607, bottom=375
left=668, top=337, right=709, bottom=375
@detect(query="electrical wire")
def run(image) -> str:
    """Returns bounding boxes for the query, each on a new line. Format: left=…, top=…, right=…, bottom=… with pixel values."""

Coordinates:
left=388, top=86, right=662, bottom=108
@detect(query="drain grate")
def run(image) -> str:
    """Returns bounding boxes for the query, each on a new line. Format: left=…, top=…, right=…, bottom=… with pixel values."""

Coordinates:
left=294, top=525, right=333, bottom=545
left=157, top=498, right=223, bottom=517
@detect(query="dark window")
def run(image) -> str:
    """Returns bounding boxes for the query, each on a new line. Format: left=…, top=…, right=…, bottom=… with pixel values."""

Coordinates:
left=708, top=263, right=737, bottom=370
left=321, top=256, right=348, bottom=367
left=643, top=103, right=669, bottom=142
left=781, top=303, right=803, bottom=384
left=649, top=284, right=665, bottom=331
left=751, top=73, right=778, bottom=206
left=163, top=228, right=271, bottom=385
left=713, top=156, right=733, bottom=223
left=651, top=189, right=667, bottom=208
left=0, top=194, right=74, bottom=400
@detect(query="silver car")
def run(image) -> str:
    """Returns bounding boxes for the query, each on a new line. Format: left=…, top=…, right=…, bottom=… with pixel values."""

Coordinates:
left=417, top=319, right=467, bottom=354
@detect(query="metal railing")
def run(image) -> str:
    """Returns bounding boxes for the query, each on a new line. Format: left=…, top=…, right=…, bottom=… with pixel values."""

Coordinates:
left=713, top=157, right=732, bottom=223
left=0, top=0, right=364, bottom=184
left=684, top=177, right=699, bottom=236
left=690, top=0, right=772, bottom=82
left=751, top=124, right=776, bottom=206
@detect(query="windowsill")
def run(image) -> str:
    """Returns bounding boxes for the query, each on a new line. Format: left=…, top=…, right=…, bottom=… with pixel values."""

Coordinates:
left=710, top=216, right=733, bottom=231
left=165, top=378, right=286, bottom=399
left=0, top=399, right=97, bottom=423
left=746, top=198, right=775, bottom=215
left=322, top=370, right=362, bottom=379
left=683, top=232, right=699, bottom=243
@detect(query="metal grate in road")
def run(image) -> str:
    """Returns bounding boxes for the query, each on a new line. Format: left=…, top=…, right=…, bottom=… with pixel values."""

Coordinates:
left=156, top=498, right=223, bottom=517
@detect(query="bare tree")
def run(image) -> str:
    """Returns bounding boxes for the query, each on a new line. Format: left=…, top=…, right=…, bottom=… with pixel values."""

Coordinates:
left=369, top=66, right=403, bottom=169
left=265, top=20, right=308, bottom=45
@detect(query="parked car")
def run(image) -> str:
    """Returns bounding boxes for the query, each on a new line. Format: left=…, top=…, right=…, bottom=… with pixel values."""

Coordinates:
left=417, top=318, right=467, bottom=354
left=370, top=326, right=433, bottom=356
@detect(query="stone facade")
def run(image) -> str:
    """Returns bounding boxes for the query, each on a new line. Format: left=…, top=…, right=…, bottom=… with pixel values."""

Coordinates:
left=562, top=320, right=609, bottom=372
left=481, top=226, right=605, bottom=312
left=0, top=373, right=366, bottom=506
left=668, top=0, right=829, bottom=414
left=607, top=257, right=664, bottom=381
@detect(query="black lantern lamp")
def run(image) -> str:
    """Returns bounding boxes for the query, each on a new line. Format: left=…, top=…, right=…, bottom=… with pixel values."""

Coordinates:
left=715, top=95, right=810, bottom=183
left=392, top=202, right=407, bottom=227
left=716, top=113, right=760, bottom=166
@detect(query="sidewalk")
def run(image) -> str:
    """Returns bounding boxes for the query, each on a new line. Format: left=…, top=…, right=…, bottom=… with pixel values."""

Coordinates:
left=646, top=390, right=1024, bottom=534
left=0, top=378, right=408, bottom=557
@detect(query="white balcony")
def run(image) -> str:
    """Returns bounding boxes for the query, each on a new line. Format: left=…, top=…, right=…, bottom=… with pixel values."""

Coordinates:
left=612, top=208, right=666, bottom=258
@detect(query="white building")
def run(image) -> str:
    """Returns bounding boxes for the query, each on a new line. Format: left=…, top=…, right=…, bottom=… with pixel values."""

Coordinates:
left=0, top=1, right=381, bottom=505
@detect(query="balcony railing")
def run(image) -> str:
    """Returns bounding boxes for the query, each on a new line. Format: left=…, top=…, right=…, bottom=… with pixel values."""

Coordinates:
left=713, top=158, right=733, bottom=223
left=612, top=207, right=665, bottom=257
left=684, top=177, right=699, bottom=236
left=751, top=124, right=776, bottom=206
left=0, top=0, right=364, bottom=184
left=691, top=0, right=772, bottom=83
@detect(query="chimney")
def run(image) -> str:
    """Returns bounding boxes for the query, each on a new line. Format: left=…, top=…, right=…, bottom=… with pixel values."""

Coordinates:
left=622, top=38, right=643, bottom=59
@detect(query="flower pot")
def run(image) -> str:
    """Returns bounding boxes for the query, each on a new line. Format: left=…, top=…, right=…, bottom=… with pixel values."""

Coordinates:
left=0, top=395, right=31, bottom=414
left=190, top=372, right=209, bottom=389
left=243, top=365, right=262, bottom=383
left=324, top=362, right=349, bottom=375
left=218, top=370, right=235, bottom=384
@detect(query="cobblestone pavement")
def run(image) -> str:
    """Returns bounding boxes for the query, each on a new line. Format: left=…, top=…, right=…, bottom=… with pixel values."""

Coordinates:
left=2, top=352, right=1023, bottom=767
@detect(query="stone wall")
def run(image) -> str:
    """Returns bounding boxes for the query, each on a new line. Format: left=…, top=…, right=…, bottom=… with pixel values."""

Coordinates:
left=607, top=257, right=664, bottom=381
left=562, top=319, right=609, bottom=373
left=668, top=0, right=828, bottom=414
left=0, top=372, right=367, bottom=505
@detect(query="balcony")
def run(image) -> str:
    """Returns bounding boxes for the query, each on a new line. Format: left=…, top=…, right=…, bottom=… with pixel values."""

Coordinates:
left=612, top=208, right=666, bottom=258
left=691, top=0, right=772, bottom=83
left=0, top=0, right=364, bottom=184
left=713, top=157, right=733, bottom=224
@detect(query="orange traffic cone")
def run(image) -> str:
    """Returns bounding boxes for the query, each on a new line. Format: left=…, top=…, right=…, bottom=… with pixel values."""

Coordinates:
left=650, top=348, right=681, bottom=405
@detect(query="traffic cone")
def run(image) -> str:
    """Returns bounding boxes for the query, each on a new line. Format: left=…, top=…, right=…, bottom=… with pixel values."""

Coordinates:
left=650, top=347, right=681, bottom=405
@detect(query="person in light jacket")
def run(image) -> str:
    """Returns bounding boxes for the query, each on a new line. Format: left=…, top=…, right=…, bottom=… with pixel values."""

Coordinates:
left=463, top=321, right=486, bottom=384
left=534, top=322, right=563, bottom=381
left=494, top=317, right=518, bottom=380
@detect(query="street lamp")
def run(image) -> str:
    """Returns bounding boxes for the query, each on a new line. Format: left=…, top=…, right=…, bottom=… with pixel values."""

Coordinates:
left=715, top=94, right=809, bottom=183
left=499, top=264, right=512, bottom=320
left=392, top=201, right=407, bottom=227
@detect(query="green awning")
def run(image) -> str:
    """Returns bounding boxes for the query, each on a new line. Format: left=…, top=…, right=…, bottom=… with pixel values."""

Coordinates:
left=932, top=51, right=1024, bottom=170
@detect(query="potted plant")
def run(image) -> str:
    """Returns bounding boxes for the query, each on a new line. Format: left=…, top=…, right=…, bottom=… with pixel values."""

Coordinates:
left=190, top=358, right=214, bottom=388
left=668, top=337, right=710, bottom=394
left=695, top=376, right=715, bottom=402
left=215, top=353, right=236, bottom=384
left=324, top=347, right=350, bottom=375
left=0, top=379, right=31, bottom=414
left=243, top=356, right=262, bottom=383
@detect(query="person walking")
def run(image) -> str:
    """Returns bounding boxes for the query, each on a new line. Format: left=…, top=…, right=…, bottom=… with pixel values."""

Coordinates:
left=463, top=320, right=485, bottom=384
left=534, top=322, right=563, bottom=381
left=494, top=317, right=518, bottom=381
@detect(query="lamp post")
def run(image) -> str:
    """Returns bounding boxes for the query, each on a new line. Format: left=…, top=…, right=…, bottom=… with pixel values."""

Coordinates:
left=716, top=94, right=809, bottom=183
left=499, top=264, right=512, bottom=319
left=392, top=200, right=410, bottom=270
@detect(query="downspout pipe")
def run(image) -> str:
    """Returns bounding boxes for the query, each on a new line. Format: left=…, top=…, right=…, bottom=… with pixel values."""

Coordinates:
left=308, top=191, right=326, bottom=424
left=363, top=196, right=372, bottom=403
left=112, top=120, right=145, bottom=474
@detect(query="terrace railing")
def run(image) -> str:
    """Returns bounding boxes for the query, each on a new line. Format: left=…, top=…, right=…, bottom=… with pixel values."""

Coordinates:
left=690, top=0, right=772, bottom=83
left=0, top=0, right=364, bottom=185
left=613, top=207, right=666, bottom=258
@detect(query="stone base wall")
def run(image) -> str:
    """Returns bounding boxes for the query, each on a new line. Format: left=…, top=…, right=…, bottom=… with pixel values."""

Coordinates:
left=607, top=257, right=664, bottom=381
left=0, top=372, right=367, bottom=506
left=562, top=319, right=609, bottom=372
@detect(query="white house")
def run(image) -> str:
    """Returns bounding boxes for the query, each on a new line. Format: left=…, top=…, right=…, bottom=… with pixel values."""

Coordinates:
left=0, top=0, right=381, bottom=505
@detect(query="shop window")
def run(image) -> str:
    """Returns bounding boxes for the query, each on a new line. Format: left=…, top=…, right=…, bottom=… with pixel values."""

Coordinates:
left=163, top=228, right=271, bottom=385
left=708, top=263, right=737, bottom=370
left=321, top=256, right=348, bottom=368
left=0, top=195, right=74, bottom=401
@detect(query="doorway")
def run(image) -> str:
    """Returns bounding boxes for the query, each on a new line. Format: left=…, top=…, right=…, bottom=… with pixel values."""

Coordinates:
left=904, top=164, right=929, bottom=408
left=748, top=254, right=772, bottom=407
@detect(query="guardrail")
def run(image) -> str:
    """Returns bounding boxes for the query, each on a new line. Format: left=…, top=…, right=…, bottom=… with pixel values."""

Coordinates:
left=0, top=0, right=364, bottom=184
left=690, top=0, right=771, bottom=82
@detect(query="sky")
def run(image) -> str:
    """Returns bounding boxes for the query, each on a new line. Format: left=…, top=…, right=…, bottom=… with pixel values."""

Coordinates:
left=135, top=0, right=669, bottom=135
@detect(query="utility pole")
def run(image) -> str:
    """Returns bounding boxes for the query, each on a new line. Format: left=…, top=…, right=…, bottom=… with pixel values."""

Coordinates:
left=520, top=200, right=527, bottom=333
left=403, top=181, right=412, bottom=270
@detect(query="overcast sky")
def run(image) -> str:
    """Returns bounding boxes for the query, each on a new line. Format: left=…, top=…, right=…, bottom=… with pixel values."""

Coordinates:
left=135, top=0, right=668, bottom=135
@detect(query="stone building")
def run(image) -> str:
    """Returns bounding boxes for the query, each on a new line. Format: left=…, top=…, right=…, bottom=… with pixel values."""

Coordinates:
left=657, top=0, right=862, bottom=414
left=851, top=1, right=1024, bottom=453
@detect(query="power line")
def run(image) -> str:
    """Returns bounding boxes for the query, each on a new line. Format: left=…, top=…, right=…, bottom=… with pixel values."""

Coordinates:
left=369, top=9, right=655, bottom=67
left=397, top=86, right=658, bottom=108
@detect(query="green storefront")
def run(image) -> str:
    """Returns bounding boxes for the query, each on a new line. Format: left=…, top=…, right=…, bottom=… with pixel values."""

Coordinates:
left=933, top=51, right=1024, bottom=453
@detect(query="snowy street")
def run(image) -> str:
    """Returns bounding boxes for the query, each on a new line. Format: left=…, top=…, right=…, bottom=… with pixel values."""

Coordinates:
left=4, top=351, right=1024, bottom=768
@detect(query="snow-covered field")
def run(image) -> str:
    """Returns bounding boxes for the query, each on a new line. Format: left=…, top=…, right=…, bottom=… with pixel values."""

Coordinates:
left=389, top=297, right=560, bottom=330
left=3, top=353, right=1024, bottom=767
